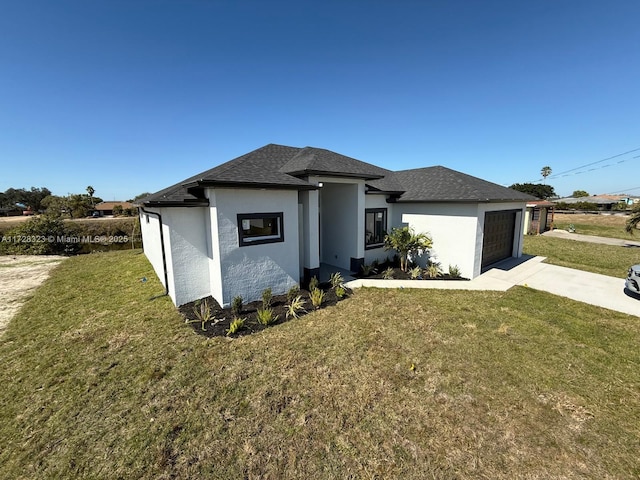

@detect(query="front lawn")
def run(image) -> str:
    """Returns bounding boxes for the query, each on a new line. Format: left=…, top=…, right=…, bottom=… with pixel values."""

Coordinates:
left=1, top=250, right=639, bottom=478
left=523, top=235, right=640, bottom=277
left=552, top=212, right=637, bottom=239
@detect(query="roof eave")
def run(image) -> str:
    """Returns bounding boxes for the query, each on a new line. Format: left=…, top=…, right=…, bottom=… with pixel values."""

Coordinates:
left=142, top=199, right=210, bottom=208
left=187, top=180, right=317, bottom=191
left=395, top=198, right=530, bottom=204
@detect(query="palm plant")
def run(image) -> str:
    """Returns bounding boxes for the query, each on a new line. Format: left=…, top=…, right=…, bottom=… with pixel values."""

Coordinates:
left=384, top=226, right=432, bottom=272
left=626, top=204, right=640, bottom=235
left=541, top=166, right=552, bottom=184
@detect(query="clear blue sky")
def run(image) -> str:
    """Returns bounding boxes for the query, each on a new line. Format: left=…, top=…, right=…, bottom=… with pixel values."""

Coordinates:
left=2, top=0, right=639, bottom=200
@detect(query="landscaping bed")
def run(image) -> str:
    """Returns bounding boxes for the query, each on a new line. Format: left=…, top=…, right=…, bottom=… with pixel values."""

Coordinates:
left=358, top=266, right=469, bottom=281
left=179, top=284, right=348, bottom=338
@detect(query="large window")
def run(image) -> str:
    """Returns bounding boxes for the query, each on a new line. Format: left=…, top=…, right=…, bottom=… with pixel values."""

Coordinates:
left=237, top=212, right=284, bottom=246
left=365, top=208, right=387, bottom=249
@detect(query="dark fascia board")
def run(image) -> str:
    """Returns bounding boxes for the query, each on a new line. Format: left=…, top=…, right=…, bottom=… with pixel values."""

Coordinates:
left=182, top=180, right=318, bottom=191
left=143, top=200, right=210, bottom=207
left=393, top=198, right=529, bottom=204
left=365, top=189, right=405, bottom=196
left=288, top=170, right=386, bottom=180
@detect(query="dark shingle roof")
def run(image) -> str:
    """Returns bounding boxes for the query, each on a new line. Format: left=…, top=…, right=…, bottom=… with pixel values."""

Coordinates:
left=142, top=144, right=535, bottom=206
left=377, top=166, right=536, bottom=203
left=280, top=147, right=389, bottom=179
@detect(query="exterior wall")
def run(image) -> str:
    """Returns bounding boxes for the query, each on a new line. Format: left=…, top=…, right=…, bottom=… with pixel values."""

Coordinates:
left=393, top=203, right=479, bottom=278
left=211, top=188, right=300, bottom=306
left=364, top=194, right=393, bottom=265
left=161, top=207, right=211, bottom=306
left=298, top=189, right=320, bottom=272
left=140, top=209, right=166, bottom=289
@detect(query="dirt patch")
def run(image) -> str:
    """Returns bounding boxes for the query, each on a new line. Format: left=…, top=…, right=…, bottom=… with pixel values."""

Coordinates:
left=0, top=255, right=67, bottom=336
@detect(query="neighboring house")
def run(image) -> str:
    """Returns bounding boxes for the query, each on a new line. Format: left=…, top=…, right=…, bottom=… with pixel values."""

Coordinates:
left=523, top=200, right=555, bottom=235
left=554, top=196, right=620, bottom=211
left=139, top=144, right=535, bottom=307
left=94, top=201, right=134, bottom=216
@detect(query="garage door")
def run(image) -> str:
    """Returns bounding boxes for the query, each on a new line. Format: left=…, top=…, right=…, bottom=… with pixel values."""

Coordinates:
left=482, top=211, right=516, bottom=268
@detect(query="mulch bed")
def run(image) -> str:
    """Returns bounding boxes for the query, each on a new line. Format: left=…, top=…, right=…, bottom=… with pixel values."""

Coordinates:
left=179, top=285, right=347, bottom=338
left=356, top=267, right=469, bottom=281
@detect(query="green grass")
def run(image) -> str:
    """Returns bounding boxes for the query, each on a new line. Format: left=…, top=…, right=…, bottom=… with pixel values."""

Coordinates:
left=524, top=235, right=640, bottom=277
left=1, top=250, right=640, bottom=478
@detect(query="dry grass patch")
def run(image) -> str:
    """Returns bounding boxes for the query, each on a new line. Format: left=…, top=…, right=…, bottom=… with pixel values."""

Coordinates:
left=553, top=212, right=637, bottom=238
left=0, top=251, right=639, bottom=478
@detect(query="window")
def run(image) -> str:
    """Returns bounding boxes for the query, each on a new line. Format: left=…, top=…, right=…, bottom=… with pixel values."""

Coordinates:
left=237, top=212, right=284, bottom=246
left=365, top=208, right=387, bottom=248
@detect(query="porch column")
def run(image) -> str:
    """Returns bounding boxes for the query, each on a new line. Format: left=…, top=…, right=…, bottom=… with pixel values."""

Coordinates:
left=301, top=189, right=320, bottom=287
left=351, top=183, right=366, bottom=272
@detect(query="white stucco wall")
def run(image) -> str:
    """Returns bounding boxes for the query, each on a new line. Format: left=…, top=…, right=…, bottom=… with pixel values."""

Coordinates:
left=316, top=178, right=363, bottom=270
left=394, top=203, right=479, bottom=278
left=211, top=188, right=300, bottom=306
left=364, top=194, right=393, bottom=265
left=140, top=209, right=166, bottom=289
left=161, top=207, right=211, bottom=306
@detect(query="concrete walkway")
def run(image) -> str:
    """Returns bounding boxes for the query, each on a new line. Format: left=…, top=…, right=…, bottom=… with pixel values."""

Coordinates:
left=542, top=229, right=640, bottom=247
left=345, top=255, right=640, bottom=317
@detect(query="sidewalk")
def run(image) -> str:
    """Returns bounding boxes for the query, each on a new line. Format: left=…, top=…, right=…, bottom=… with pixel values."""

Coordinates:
left=345, top=255, right=640, bottom=317
left=542, top=229, right=640, bottom=247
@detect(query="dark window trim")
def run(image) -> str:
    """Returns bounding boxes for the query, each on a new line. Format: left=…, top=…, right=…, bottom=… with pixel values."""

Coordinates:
left=237, top=212, right=285, bottom=247
left=365, top=208, right=387, bottom=250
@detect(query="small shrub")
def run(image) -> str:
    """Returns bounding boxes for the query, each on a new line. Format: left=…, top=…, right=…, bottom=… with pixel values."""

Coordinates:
left=309, top=288, right=325, bottom=309
left=285, top=295, right=306, bottom=319
left=308, top=276, right=319, bottom=292
left=409, top=266, right=422, bottom=279
left=286, top=284, right=300, bottom=303
left=330, top=272, right=344, bottom=289
left=256, top=307, right=278, bottom=325
left=261, top=287, right=272, bottom=308
left=231, top=295, right=243, bottom=316
left=448, top=264, right=461, bottom=278
left=226, top=317, right=245, bottom=336
left=335, top=285, right=346, bottom=299
left=361, top=264, right=377, bottom=276
left=425, top=263, right=442, bottom=279
left=185, top=299, right=215, bottom=331
left=382, top=267, right=395, bottom=279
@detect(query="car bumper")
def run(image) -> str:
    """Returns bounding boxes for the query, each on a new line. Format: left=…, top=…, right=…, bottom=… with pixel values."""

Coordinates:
left=626, top=277, right=640, bottom=294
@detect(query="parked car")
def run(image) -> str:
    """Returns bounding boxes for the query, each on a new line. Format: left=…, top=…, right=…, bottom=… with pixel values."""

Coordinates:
left=626, top=265, right=640, bottom=295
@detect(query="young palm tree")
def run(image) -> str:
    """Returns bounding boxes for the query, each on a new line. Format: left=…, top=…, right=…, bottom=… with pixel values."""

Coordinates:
left=384, top=226, right=433, bottom=272
left=625, top=204, right=640, bottom=235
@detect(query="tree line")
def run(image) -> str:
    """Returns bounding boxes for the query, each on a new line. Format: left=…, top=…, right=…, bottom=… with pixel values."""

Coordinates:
left=1, top=186, right=151, bottom=219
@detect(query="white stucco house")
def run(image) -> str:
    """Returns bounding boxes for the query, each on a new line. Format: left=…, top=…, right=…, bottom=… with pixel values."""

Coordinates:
left=139, top=144, right=535, bottom=307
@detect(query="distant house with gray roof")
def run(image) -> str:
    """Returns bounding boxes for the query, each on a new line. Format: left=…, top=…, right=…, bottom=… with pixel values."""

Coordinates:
left=140, top=144, right=535, bottom=306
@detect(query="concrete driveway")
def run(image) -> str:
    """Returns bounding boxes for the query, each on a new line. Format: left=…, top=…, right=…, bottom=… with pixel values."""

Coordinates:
left=347, top=255, right=640, bottom=317
left=480, top=256, right=640, bottom=317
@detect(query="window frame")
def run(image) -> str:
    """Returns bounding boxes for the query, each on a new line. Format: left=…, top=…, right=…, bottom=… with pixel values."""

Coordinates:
left=365, top=208, right=387, bottom=249
left=237, top=212, right=285, bottom=247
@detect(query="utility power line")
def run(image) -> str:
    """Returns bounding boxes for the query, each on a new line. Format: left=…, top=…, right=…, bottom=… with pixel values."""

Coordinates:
left=522, top=147, right=640, bottom=184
